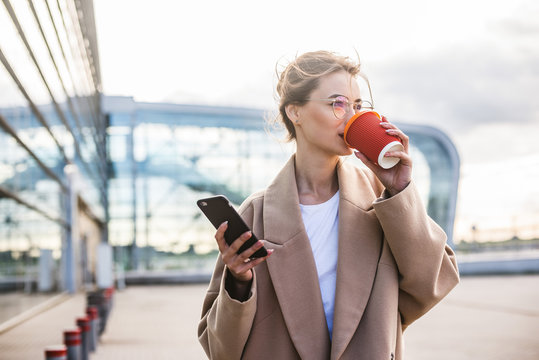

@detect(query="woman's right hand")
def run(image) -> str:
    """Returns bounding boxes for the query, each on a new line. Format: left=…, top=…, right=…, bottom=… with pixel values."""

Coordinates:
left=215, top=221, right=273, bottom=283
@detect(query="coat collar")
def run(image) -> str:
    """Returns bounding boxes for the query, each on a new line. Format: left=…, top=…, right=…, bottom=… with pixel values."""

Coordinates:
left=263, top=155, right=383, bottom=359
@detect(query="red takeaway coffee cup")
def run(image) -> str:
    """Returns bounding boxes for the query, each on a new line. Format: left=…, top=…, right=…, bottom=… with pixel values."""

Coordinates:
left=344, top=110, right=403, bottom=169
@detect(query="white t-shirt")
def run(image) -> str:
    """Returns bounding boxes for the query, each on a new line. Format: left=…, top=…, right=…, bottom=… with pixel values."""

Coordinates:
left=299, top=190, right=339, bottom=337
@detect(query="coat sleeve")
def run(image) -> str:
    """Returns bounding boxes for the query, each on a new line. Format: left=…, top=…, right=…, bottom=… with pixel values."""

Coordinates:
left=373, top=181, right=460, bottom=329
left=197, top=196, right=261, bottom=359
left=197, top=257, right=258, bottom=359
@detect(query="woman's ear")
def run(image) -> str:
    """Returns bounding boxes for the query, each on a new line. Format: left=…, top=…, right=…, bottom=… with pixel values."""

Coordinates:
left=285, top=103, right=301, bottom=124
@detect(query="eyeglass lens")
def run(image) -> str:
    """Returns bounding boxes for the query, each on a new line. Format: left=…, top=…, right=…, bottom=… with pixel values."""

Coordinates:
left=333, top=97, right=360, bottom=119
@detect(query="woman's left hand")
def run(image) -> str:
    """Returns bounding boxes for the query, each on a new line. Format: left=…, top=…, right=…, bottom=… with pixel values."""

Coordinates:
left=354, top=116, right=412, bottom=196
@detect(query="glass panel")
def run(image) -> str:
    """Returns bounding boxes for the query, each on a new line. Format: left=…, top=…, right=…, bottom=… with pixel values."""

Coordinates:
left=0, top=6, right=50, bottom=105
left=32, top=0, right=75, bottom=98
left=0, top=67, right=64, bottom=173
left=0, top=197, right=63, bottom=282
left=0, top=128, right=63, bottom=220
left=56, top=0, right=96, bottom=97
left=9, top=0, right=66, bottom=103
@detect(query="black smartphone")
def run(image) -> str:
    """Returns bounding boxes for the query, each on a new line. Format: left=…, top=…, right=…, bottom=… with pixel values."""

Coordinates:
left=197, top=195, right=268, bottom=259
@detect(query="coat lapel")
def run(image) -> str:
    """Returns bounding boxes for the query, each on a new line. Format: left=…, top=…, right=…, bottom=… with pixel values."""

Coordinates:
left=263, top=156, right=331, bottom=360
left=330, top=160, right=384, bottom=359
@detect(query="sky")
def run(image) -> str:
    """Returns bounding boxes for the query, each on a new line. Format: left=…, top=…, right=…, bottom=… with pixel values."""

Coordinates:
left=93, top=0, right=539, bottom=242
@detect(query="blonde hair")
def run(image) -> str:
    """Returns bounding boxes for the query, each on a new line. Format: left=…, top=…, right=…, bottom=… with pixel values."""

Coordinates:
left=274, top=51, right=361, bottom=141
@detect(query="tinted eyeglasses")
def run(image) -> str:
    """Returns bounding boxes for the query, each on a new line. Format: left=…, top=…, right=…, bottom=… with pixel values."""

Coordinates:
left=306, top=96, right=373, bottom=120
left=305, top=73, right=375, bottom=120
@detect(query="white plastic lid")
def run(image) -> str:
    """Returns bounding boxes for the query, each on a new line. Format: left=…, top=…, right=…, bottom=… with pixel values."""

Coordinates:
left=377, top=141, right=404, bottom=169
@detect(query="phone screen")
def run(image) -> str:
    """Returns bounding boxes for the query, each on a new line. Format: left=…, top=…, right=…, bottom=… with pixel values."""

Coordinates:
left=197, top=195, right=268, bottom=259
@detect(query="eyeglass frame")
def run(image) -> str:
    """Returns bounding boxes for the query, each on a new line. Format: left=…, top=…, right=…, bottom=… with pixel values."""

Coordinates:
left=304, top=72, right=375, bottom=120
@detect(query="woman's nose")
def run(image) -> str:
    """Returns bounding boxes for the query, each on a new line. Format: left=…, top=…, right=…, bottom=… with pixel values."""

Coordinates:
left=344, top=105, right=356, bottom=119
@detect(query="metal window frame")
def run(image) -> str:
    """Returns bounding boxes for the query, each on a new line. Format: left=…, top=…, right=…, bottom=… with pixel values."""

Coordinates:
left=0, top=47, right=69, bottom=163
left=0, top=113, right=67, bottom=191
left=0, top=185, right=67, bottom=227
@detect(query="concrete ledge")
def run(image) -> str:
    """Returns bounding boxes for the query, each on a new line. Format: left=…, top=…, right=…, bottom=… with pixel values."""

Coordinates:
left=0, top=277, right=37, bottom=292
left=124, top=270, right=212, bottom=285
left=457, top=251, right=539, bottom=276
left=459, top=258, right=539, bottom=276
left=0, top=292, right=70, bottom=334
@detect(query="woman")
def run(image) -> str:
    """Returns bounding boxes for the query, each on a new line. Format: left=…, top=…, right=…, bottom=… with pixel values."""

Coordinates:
left=198, top=51, right=459, bottom=360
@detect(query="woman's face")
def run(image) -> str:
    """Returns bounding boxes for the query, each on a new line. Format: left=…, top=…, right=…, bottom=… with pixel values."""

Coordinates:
left=295, top=70, right=360, bottom=157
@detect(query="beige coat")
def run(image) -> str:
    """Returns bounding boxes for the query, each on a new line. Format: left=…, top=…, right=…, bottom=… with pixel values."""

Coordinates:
left=198, top=156, right=459, bottom=360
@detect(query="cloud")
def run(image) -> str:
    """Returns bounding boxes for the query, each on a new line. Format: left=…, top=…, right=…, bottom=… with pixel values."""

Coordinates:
left=491, top=1, right=539, bottom=38
left=369, top=42, right=539, bottom=135
left=494, top=18, right=539, bottom=37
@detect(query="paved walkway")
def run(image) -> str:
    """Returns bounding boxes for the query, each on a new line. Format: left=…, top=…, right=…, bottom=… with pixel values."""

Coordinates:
left=0, top=275, right=538, bottom=359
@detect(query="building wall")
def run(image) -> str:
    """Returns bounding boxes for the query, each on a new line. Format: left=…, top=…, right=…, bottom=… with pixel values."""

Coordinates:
left=0, top=0, right=105, bottom=294
left=78, top=204, right=102, bottom=286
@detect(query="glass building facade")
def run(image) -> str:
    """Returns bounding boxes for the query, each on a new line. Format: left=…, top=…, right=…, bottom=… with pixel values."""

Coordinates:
left=104, top=97, right=296, bottom=273
left=103, top=96, right=460, bottom=275
left=0, top=0, right=105, bottom=299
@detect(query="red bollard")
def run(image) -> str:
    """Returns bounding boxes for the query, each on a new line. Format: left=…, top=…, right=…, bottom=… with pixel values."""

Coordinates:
left=104, top=288, right=112, bottom=313
left=86, top=306, right=99, bottom=352
left=107, top=286, right=115, bottom=309
left=45, top=345, right=67, bottom=360
left=63, top=327, right=82, bottom=360
left=76, top=316, right=90, bottom=360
